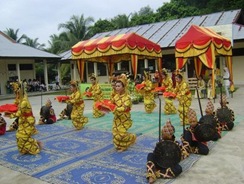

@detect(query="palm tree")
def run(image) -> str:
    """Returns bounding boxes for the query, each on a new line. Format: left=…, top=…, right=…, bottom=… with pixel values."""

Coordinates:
left=111, top=14, right=130, bottom=29
left=4, top=28, right=26, bottom=43
left=58, top=14, right=94, bottom=43
left=22, top=36, right=45, bottom=50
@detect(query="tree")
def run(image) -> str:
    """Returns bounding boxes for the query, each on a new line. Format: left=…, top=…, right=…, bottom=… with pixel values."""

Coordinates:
left=88, top=19, right=116, bottom=37
left=58, top=14, right=94, bottom=42
left=111, top=14, right=130, bottom=29
left=3, top=28, right=26, bottom=43
left=130, top=6, right=157, bottom=26
left=21, top=36, right=45, bottom=50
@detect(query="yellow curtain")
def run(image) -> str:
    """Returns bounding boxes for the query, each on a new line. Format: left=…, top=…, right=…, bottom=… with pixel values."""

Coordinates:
left=226, top=56, right=235, bottom=91
left=77, top=59, right=85, bottom=82
left=131, top=54, right=138, bottom=79
left=194, top=57, right=203, bottom=78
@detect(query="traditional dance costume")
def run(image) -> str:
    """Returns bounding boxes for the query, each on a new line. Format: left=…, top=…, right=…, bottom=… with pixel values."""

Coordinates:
left=88, top=75, right=105, bottom=118
left=183, top=108, right=210, bottom=155
left=146, top=120, right=190, bottom=183
left=141, top=72, right=156, bottom=113
left=161, top=69, right=177, bottom=114
left=214, top=95, right=235, bottom=131
left=38, top=99, right=57, bottom=124
left=10, top=92, right=41, bottom=155
left=66, top=81, right=88, bottom=130
left=111, top=75, right=136, bottom=151
left=174, top=74, right=192, bottom=125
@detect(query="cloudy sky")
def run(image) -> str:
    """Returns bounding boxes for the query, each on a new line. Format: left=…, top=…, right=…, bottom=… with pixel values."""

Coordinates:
left=0, top=0, right=169, bottom=46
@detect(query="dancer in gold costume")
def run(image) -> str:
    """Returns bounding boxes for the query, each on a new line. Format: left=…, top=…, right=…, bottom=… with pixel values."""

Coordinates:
left=139, top=71, right=156, bottom=113
left=66, top=81, right=88, bottom=130
left=88, top=74, right=105, bottom=118
left=161, top=69, right=177, bottom=114
left=174, top=73, right=192, bottom=125
left=111, top=74, right=136, bottom=152
left=10, top=83, right=41, bottom=155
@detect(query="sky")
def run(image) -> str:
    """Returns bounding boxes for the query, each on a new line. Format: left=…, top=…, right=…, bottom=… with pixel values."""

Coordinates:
left=0, top=0, right=169, bottom=47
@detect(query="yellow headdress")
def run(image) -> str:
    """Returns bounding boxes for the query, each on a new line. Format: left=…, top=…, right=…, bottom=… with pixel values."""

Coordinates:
left=162, top=68, right=168, bottom=76
left=70, top=80, right=79, bottom=88
left=144, top=70, right=150, bottom=80
left=117, top=73, right=128, bottom=88
left=89, top=73, right=98, bottom=82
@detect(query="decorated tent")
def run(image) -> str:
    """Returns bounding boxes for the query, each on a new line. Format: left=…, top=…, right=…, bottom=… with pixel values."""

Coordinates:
left=71, top=32, right=162, bottom=81
left=175, top=25, right=233, bottom=96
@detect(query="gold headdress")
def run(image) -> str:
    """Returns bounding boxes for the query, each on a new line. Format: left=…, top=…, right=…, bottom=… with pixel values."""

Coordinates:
left=144, top=70, right=150, bottom=80
left=70, top=80, right=79, bottom=88
left=162, top=68, right=168, bottom=76
left=89, top=73, right=98, bottom=82
left=117, top=73, right=128, bottom=88
left=162, top=119, right=175, bottom=137
left=45, top=98, right=52, bottom=106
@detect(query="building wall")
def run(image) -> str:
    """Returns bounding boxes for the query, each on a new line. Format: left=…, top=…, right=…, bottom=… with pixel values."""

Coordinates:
left=233, top=56, right=244, bottom=85
left=0, top=59, right=35, bottom=95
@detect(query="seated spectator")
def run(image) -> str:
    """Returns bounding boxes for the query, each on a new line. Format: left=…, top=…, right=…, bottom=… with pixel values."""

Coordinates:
left=38, top=99, right=57, bottom=124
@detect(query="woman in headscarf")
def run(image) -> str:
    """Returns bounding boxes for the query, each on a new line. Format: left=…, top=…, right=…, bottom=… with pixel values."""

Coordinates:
left=87, top=74, right=105, bottom=118
left=66, top=80, right=88, bottom=130
left=10, top=82, right=42, bottom=155
left=111, top=74, right=136, bottom=152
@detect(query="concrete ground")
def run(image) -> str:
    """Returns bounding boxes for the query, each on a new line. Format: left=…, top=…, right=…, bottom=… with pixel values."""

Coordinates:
left=0, top=86, right=244, bottom=184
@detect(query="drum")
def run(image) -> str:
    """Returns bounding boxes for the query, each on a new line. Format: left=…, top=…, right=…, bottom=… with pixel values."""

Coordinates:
left=153, top=140, right=181, bottom=168
left=215, top=108, right=233, bottom=125
left=199, top=114, right=217, bottom=127
left=194, top=123, right=216, bottom=142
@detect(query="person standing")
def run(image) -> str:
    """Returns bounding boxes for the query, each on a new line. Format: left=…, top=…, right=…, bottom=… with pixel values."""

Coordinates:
left=161, top=68, right=177, bottom=114
left=111, top=74, right=136, bottom=152
left=173, top=73, right=192, bottom=125
left=87, top=74, right=105, bottom=118
left=223, top=67, right=230, bottom=98
left=66, top=80, right=88, bottom=130
left=55, top=75, right=61, bottom=90
left=138, top=71, right=156, bottom=113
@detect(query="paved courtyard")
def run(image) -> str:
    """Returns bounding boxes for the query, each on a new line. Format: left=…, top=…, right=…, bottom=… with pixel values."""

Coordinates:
left=0, top=86, right=244, bottom=184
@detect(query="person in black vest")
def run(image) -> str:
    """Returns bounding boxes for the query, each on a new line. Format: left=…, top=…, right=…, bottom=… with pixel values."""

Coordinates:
left=214, top=95, right=235, bottom=131
left=199, top=100, right=221, bottom=141
left=38, top=99, right=57, bottom=124
left=183, top=108, right=215, bottom=155
left=146, top=120, right=191, bottom=183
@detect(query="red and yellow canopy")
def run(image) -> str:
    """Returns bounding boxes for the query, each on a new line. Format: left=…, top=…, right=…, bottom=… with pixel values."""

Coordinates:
left=175, top=25, right=233, bottom=96
left=71, top=32, right=162, bottom=80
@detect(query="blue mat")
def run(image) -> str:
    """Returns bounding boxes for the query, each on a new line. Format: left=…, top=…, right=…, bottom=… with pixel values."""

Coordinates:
left=0, top=111, right=243, bottom=184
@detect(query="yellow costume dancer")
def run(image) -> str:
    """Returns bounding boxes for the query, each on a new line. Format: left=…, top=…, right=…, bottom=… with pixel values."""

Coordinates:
left=141, top=71, right=156, bottom=113
left=88, top=74, right=105, bottom=118
left=161, top=69, right=177, bottom=114
left=174, top=73, right=192, bottom=125
left=66, top=81, right=88, bottom=130
left=10, top=83, right=41, bottom=155
left=111, top=74, right=136, bottom=152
